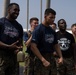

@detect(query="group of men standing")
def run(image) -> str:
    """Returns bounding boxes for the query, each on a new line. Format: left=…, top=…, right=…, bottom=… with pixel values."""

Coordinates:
left=24, top=7, right=76, bottom=75
left=0, top=2, right=76, bottom=75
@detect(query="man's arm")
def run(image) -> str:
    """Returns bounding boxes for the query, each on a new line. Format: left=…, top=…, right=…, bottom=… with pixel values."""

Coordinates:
left=31, top=43, right=50, bottom=67
left=0, top=41, right=21, bottom=51
left=23, top=31, right=32, bottom=47
left=25, top=36, right=32, bottom=47
left=0, top=41, right=10, bottom=49
left=54, top=44, right=63, bottom=64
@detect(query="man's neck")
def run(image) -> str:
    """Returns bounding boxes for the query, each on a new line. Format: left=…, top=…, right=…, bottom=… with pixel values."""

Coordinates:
left=42, top=21, right=49, bottom=27
left=59, top=30, right=66, bottom=34
left=73, top=34, right=76, bottom=38
left=72, top=34, right=76, bottom=42
left=6, top=15, right=14, bottom=21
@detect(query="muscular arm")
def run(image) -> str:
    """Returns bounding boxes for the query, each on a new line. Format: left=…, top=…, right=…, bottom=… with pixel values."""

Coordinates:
left=31, top=43, right=50, bottom=67
left=0, top=41, right=9, bottom=49
left=0, top=41, right=21, bottom=51
left=31, top=43, right=44, bottom=61
left=25, top=35, right=32, bottom=47
left=54, top=44, right=63, bottom=58
left=23, top=31, right=32, bottom=47
left=54, top=44, right=63, bottom=64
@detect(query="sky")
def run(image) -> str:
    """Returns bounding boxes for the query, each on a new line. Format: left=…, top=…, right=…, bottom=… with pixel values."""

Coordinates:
left=0, top=0, right=76, bottom=29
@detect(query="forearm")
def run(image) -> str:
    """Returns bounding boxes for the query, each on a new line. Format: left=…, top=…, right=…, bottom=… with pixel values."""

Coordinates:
left=25, top=36, right=32, bottom=47
left=0, top=41, right=9, bottom=49
left=0, top=41, right=21, bottom=51
left=54, top=44, right=63, bottom=58
left=31, top=43, right=45, bottom=62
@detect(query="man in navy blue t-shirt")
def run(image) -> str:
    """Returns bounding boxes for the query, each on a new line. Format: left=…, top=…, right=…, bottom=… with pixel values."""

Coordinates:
left=0, top=3, right=23, bottom=75
left=31, top=8, right=63, bottom=75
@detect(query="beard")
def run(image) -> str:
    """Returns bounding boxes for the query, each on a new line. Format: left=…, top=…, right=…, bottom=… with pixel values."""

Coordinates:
left=11, top=13, right=18, bottom=20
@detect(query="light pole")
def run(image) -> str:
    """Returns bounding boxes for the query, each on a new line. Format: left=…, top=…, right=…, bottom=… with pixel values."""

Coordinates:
left=40, top=0, right=42, bottom=23
left=26, top=0, right=29, bottom=31
left=46, top=0, right=51, bottom=8
left=3, top=0, right=10, bottom=17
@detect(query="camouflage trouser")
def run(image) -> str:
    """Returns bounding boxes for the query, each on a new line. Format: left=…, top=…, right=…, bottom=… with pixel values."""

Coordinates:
left=34, top=53, right=57, bottom=75
left=0, top=51, right=19, bottom=75
left=24, top=54, right=35, bottom=75
left=56, top=57, right=76, bottom=75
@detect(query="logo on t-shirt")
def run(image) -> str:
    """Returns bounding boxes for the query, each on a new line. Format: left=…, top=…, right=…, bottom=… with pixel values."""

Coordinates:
left=45, top=34, right=54, bottom=43
left=58, top=38, right=70, bottom=51
left=4, top=25, right=19, bottom=38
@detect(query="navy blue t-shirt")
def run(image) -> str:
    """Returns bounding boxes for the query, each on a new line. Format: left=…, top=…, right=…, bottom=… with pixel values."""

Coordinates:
left=0, top=17, right=23, bottom=45
left=31, top=24, right=58, bottom=53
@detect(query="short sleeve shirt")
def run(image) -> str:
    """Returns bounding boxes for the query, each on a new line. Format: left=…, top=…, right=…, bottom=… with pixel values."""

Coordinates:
left=0, top=17, right=23, bottom=45
left=31, top=24, right=58, bottom=53
left=56, top=31, right=75, bottom=57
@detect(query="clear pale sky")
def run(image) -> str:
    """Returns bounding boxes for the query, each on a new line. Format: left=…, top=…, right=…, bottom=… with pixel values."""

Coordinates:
left=0, top=0, right=76, bottom=29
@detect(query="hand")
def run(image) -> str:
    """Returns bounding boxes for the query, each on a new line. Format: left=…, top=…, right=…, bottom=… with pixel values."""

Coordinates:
left=14, top=49, right=19, bottom=54
left=8, top=41, right=22, bottom=50
left=57, top=57, right=63, bottom=64
left=14, top=46, right=23, bottom=54
left=53, top=51, right=58, bottom=56
left=42, top=58, right=50, bottom=67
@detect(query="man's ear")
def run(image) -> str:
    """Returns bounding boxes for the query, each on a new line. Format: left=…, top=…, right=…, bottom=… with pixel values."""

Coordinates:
left=44, top=15, right=46, bottom=19
left=65, top=24, right=67, bottom=29
left=7, top=8, right=11, bottom=13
